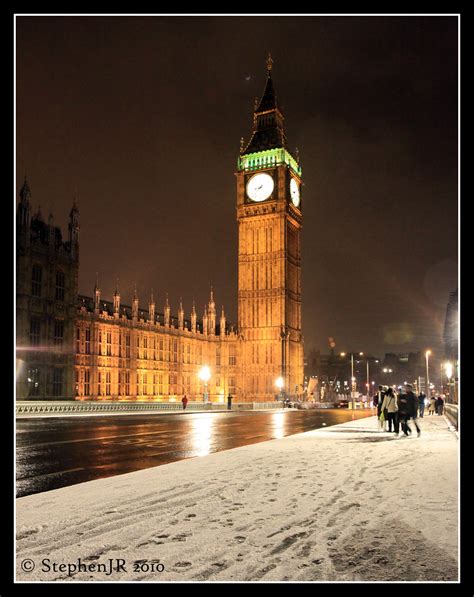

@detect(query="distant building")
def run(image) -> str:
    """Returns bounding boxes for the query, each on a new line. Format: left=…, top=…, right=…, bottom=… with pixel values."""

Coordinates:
left=305, top=348, right=381, bottom=395
left=444, top=289, right=458, bottom=361
left=381, top=352, right=422, bottom=387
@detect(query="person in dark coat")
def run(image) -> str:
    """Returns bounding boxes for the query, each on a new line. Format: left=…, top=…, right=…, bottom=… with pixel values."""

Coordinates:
left=418, top=392, right=426, bottom=418
left=181, top=395, right=188, bottom=410
left=436, top=395, right=444, bottom=415
left=227, top=393, right=232, bottom=410
left=399, top=384, right=420, bottom=436
left=374, top=385, right=385, bottom=431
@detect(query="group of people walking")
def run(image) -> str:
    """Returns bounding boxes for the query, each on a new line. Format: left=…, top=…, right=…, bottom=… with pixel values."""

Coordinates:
left=373, top=384, right=427, bottom=437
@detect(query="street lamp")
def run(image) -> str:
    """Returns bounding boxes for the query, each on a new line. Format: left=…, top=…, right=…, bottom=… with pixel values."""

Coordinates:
left=444, top=361, right=453, bottom=403
left=198, top=366, right=211, bottom=403
left=275, top=376, right=284, bottom=402
left=341, top=352, right=363, bottom=410
left=425, top=350, right=431, bottom=396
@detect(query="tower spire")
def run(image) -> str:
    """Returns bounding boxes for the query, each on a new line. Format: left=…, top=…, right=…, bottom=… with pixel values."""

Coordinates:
left=113, top=279, right=120, bottom=317
left=266, top=52, right=273, bottom=73
left=241, top=53, right=287, bottom=154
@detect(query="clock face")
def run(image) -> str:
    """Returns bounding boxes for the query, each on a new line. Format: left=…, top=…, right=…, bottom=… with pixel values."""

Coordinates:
left=246, top=173, right=274, bottom=202
left=290, top=177, right=300, bottom=207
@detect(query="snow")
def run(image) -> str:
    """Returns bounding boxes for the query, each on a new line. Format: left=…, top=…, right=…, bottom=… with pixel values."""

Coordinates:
left=16, top=415, right=458, bottom=582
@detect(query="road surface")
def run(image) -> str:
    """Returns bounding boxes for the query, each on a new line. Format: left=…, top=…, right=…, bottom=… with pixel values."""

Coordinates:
left=16, top=408, right=372, bottom=497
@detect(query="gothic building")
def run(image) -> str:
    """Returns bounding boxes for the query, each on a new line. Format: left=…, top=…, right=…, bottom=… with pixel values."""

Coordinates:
left=74, top=286, right=238, bottom=402
left=15, top=56, right=304, bottom=402
left=16, top=178, right=79, bottom=400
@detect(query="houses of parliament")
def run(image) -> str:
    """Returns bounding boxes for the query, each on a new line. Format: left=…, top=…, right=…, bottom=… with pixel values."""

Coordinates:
left=16, top=57, right=304, bottom=403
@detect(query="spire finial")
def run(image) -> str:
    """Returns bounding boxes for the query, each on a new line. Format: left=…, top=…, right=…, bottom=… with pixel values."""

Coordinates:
left=266, top=52, right=273, bottom=73
left=240, top=137, right=244, bottom=153
left=115, top=278, right=119, bottom=294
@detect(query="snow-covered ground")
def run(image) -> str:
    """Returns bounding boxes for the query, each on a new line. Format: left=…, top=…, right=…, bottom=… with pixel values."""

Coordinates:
left=16, top=415, right=458, bottom=582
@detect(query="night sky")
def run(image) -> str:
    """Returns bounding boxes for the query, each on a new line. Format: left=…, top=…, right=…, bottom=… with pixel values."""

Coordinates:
left=16, top=15, right=458, bottom=360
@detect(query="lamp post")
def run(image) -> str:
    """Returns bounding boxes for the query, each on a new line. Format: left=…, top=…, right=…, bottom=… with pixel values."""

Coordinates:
left=275, top=376, right=284, bottom=404
left=425, top=350, right=431, bottom=396
left=341, top=352, right=363, bottom=410
left=198, top=366, right=211, bottom=404
left=366, top=359, right=370, bottom=408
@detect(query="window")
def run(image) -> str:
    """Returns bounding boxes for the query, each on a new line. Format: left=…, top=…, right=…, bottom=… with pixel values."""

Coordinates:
left=125, top=371, right=130, bottom=395
left=173, top=340, right=178, bottom=362
left=54, top=321, right=64, bottom=346
left=30, top=319, right=40, bottom=346
left=76, top=328, right=81, bottom=353
left=106, top=332, right=112, bottom=356
left=52, top=368, right=63, bottom=396
left=119, top=333, right=123, bottom=357
left=31, top=265, right=42, bottom=297
left=75, top=369, right=79, bottom=396
left=229, top=346, right=236, bottom=366
left=55, top=271, right=65, bottom=301
left=27, top=368, right=40, bottom=396
left=216, top=347, right=221, bottom=366
left=85, top=329, right=91, bottom=354
left=98, top=372, right=103, bottom=396
left=143, top=336, right=148, bottom=359
left=106, top=371, right=111, bottom=395
left=84, top=369, right=90, bottom=396
left=143, top=373, right=148, bottom=395
left=125, top=334, right=131, bottom=358
left=159, top=339, right=163, bottom=361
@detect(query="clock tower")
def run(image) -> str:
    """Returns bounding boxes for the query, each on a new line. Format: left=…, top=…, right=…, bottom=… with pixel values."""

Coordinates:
left=236, top=55, right=303, bottom=401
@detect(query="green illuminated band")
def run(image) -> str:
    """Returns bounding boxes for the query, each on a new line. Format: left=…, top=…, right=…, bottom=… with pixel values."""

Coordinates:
left=238, top=148, right=302, bottom=176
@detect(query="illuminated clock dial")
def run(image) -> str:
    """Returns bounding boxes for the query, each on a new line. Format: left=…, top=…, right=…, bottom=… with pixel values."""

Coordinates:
left=290, top=177, right=300, bottom=207
left=246, top=173, right=274, bottom=202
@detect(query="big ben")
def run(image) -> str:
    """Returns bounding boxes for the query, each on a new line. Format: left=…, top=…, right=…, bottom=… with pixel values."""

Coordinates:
left=237, top=55, right=303, bottom=401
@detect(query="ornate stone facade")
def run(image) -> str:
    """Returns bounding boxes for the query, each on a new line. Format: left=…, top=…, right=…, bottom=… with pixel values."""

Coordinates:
left=236, top=56, right=304, bottom=400
left=74, top=290, right=238, bottom=402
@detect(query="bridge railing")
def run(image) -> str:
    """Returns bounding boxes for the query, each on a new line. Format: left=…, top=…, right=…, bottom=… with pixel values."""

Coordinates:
left=15, top=400, right=285, bottom=416
left=444, top=403, right=458, bottom=430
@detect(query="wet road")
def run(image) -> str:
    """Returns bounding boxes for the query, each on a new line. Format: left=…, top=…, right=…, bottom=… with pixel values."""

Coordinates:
left=16, top=409, right=372, bottom=497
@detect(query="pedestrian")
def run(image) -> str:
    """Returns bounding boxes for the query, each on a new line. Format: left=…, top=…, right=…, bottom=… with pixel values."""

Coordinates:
left=227, top=393, right=232, bottom=411
left=181, top=394, right=188, bottom=410
left=374, top=385, right=385, bottom=431
left=436, top=395, right=444, bottom=415
left=428, top=396, right=437, bottom=415
left=405, top=384, right=421, bottom=436
left=418, top=392, right=426, bottom=418
left=380, top=386, right=399, bottom=434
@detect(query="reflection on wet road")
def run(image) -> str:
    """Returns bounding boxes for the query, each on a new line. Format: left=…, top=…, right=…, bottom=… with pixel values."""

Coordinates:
left=16, top=409, right=372, bottom=497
